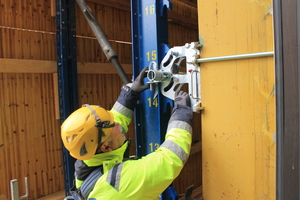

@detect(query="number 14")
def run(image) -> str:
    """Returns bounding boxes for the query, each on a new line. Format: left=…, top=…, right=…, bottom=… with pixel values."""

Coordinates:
left=148, top=97, right=158, bottom=107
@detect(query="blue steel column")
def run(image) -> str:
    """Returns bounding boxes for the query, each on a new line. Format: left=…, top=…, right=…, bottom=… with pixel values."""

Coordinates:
left=56, top=0, right=78, bottom=195
left=131, top=1, right=176, bottom=199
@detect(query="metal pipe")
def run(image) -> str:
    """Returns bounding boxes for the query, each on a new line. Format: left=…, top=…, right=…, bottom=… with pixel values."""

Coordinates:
left=196, top=51, right=274, bottom=63
left=296, top=1, right=300, bottom=197
left=76, top=0, right=130, bottom=84
left=273, top=0, right=284, bottom=199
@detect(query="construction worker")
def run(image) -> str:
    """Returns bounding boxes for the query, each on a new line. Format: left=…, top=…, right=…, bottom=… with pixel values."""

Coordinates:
left=61, top=67, right=193, bottom=200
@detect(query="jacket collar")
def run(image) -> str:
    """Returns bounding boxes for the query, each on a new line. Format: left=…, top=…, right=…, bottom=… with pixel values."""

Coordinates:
left=83, top=140, right=129, bottom=173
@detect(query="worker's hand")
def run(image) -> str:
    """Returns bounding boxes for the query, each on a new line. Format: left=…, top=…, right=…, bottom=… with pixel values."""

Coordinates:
left=130, top=67, right=150, bottom=93
left=174, top=90, right=191, bottom=107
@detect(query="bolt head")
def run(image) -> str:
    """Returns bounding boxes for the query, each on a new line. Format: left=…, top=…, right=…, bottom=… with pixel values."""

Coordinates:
left=185, top=43, right=190, bottom=48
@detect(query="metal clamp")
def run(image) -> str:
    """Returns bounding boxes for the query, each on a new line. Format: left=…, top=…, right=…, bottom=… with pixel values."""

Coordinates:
left=147, top=42, right=202, bottom=112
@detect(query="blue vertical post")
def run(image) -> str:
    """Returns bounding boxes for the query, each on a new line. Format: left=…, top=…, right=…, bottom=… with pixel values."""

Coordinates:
left=131, top=0, right=177, bottom=199
left=55, top=0, right=78, bottom=195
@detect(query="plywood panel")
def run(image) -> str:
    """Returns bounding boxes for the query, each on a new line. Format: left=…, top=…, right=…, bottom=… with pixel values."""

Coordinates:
left=198, top=0, right=275, bottom=199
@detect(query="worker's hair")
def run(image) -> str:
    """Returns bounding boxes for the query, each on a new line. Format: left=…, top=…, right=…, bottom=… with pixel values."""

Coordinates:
left=102, top=135, right=112, bottom=144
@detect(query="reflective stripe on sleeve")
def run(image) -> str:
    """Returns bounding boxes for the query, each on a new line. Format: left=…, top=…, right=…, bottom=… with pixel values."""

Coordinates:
left=107, top=162, right=124, bottom=191
left=160, top=140, right=189, bottom=164
left=112, top=101, right=133, bottom=119
left=167, top=120, right=192, bottom=134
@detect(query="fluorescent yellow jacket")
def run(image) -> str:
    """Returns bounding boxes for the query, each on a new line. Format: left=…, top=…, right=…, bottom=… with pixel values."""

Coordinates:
left=75, top=86, right=193, bottom=200
left=74, top=85, right=137, bottom=188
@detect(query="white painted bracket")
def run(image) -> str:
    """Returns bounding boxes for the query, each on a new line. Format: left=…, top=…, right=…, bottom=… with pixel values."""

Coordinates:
left=10, top=177, right=29, bottom=200
left=147, top=42, right=202, bottom=112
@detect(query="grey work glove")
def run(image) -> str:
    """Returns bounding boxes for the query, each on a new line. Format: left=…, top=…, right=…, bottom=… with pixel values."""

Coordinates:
left=174, top=90, right=191, bottom=107
left=130, top=67, right=150, bottom=93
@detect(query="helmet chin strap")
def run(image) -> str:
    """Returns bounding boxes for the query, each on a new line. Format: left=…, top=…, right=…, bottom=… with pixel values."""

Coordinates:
left=82, top=104, right=115, bottom=147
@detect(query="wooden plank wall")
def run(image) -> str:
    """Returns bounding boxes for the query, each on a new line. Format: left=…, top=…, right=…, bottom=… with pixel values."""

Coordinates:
left=0, top=0, right=200, bottom=199
left=0, top=73, right=63, bottom=199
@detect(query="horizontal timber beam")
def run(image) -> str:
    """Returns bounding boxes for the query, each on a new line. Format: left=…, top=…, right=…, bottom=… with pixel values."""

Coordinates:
left=178, top=0, right=197, bottom=7
left=168, top=11, right=198, bottom=30
left=0, top=58, right=132, bottom=74
left=87, top=0, right=129, bottom=12
left=190, top=141, right=201, bottom=156
left=87, top=0, right=198, bottom=29
left=88, top=0, right=197, bottom=9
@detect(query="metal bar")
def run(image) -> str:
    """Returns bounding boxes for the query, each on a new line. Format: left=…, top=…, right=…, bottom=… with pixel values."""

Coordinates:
left=298, top=0, right=300, bottom=196
left=131, top=1, right=176, bottom=199
left=10, top=180, right=19, bottom=200
left=131, top=0, right=171, bottom=159
left=56, top=0, right=78, bottom=195
left=273, top=1, right=283, bottom=199
left=10, top=178, right=29, bottom=200
left=0, top=26, right=132, bottom=44
left=19, top=177, right=28, bottom=199
left=196, top=51, right=274, bottom=63
left=76, top=0, right=130, bottom=84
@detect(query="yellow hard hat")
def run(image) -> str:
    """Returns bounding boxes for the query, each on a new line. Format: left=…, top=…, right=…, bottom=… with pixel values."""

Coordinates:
left=61, top=104, right=114, bottom=160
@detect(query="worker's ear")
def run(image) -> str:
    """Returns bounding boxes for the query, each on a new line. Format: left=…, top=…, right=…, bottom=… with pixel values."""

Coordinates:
left=100, top=142, right=112, bottom=153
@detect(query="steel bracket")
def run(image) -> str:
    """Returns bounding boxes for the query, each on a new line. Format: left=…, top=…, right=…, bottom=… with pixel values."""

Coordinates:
left=10, top=177, right=28, bottom=200
left=147, top=42, right=202, bottom=112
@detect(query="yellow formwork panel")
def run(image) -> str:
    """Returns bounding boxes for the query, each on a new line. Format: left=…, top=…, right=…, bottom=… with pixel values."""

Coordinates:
left=197, top=0, right=275, bottom=199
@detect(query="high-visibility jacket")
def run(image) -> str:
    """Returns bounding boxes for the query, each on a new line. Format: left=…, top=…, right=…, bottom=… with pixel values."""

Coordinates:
left=74, top=85, right=193, bottom=200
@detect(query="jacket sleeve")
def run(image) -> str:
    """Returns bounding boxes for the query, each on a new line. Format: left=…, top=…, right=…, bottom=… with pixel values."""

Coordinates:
left=88, top=104, right=193, bottom=199
left=110, top=85, right=139, bottom=134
